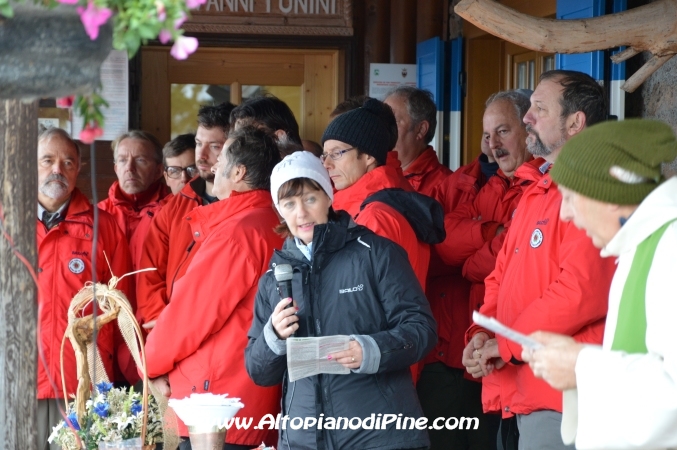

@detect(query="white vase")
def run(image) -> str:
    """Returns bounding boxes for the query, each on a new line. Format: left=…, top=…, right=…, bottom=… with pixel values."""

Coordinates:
left=98, top=437, right=143, bottom=450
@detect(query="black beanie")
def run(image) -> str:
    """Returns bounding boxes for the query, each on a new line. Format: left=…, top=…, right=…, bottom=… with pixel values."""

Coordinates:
left=321, top=98, right=397, bottom=166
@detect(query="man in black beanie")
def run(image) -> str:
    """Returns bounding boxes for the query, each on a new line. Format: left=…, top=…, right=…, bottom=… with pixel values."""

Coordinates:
left=321, top=98, right=444, bottom=322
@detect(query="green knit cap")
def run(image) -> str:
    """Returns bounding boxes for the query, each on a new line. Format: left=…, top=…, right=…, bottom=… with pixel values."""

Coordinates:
left=551, top=119, right=677, bottom=205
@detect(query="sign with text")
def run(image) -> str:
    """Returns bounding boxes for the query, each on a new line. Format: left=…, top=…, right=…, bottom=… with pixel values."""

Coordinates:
left=185, top=0, right=353, bottom=36
left=369, top=63, right=417, bottom=100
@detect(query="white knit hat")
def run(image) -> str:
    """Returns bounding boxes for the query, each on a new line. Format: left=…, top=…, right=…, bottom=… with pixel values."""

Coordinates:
left=270, top=151, right=334, bottom=212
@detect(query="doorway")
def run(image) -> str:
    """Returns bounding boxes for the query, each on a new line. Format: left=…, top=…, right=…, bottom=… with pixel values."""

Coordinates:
left=140, top=46, right=344, bottom=145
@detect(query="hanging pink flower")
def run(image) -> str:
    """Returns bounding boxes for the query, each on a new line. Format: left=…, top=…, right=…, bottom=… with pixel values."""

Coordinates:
left=170, top=36, right=198, bottom=60
left=80, top=124, right=104, bottom=144
left=186, top=0, right=207, bottom=9
left=77, top=2, right=113, bottom=40
left=174, top=11, right=187, bottom=29
left=159, top=29, right=172, bottom=44
left=55, top=0, right=79, bottom=4
left=56, top=96, right=75, bottom=108
left=155, top=0, right=166, bottom=21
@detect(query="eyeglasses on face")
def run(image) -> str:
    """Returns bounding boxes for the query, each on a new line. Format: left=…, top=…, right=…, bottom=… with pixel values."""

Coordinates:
left=165, top=165, right=198, bottom=179
left=320, top=147, right=357, bottom=162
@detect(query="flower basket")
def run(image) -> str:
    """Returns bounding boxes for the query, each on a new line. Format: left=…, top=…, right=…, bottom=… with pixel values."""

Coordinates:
left=49, top=270, right=169, bottom=449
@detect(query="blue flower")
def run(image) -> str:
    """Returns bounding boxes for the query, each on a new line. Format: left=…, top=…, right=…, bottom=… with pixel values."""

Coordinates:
left=66, top=412, right=80, bottom=431
left=93, top=402, right=110, bottom=418
left=131, top=400, right=142, bottom=416
left=96, top=381, right=113, bottom=394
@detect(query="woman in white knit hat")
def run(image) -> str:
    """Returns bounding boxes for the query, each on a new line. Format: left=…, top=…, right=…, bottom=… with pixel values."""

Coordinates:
left=245, top=151, right=437, bottom=450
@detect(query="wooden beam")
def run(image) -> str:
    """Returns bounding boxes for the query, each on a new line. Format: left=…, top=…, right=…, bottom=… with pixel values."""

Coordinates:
left=0, top=99, right=38, bottom=449
left=455, top=0, right=677, bottom=91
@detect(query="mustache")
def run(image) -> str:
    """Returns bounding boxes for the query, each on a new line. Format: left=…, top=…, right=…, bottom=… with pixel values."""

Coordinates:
left=196, top=158, right=211, bottom=166
left=494, top=148, right=510, bottom=158
left=43, top=173, right=69, bottom=185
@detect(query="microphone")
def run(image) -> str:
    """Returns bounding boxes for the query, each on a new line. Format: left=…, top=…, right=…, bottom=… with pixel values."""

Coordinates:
left=274, top=264, right=294, bottom=305
left=274, top=264, right=295, bottom=337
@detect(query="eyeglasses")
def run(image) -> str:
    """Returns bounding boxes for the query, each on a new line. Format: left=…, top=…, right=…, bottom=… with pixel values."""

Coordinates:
left=165, top=165, right=198, bottom=179
left=320, top=147, right=356, bottom=162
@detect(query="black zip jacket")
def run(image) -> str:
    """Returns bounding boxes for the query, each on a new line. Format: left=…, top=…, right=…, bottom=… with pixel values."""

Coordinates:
left=245, top=212, right=437, bottom=450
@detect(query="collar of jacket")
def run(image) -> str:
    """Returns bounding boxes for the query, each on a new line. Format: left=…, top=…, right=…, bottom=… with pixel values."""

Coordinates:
left=184, top=189, right=275, bottom=242
left=603, top=177, right=677, bottom=258
left=515, top=157, right=549, bottom=184
left=107, top=178, right=168, bottom=211
left=178, top=176, right=207, bottom=203
left=275, top=211, right=367, bottom=264
left=403, top=146, right=441, bottom=178
left=42, top=188, right=94, bottom=230
left=333, top=165, right=413, bottom=217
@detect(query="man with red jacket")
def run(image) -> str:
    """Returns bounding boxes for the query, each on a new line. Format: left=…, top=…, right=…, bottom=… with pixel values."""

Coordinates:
left=136, top=103, right=234, bottom=328
left=145, top=126, right=282, bottom=450
left=384, top=86, right=452, bottom=194
left=321, top=98, right=445, bottom=292
left=36, top=128, right=132, bottom=450
left=463, top=70, right=617, bottom=449
left=433, top=90, right=533, bottom=450
left=98, top=130, right=168, bottom=270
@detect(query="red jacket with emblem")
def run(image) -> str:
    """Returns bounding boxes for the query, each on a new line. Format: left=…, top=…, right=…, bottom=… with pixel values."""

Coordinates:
left=38, top=189, right=132, bottom=399
left=466, top=163, right=616, bottom=416
left=98, top=179, right=169, bottom=270
left=136, top=178, right=208, bottom=326
left=145, top=189, right=282, bottom=445
left=332, top=165, right=430, bottom=290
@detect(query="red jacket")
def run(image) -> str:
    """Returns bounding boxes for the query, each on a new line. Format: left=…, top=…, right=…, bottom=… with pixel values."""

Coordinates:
left=466, top=163, right=616, bottom=417
left=421, top=157, right=487, bottom=371
left=439, top=158, right=538, bottom=314
left=145, top=189, right=282, bottom=445
left=136, top=178, right=207, bottom=326
left=37, top=189, right=132, bottom=399
left=98, top=179, right=169, bottom=270
left=403, top=147, right=452, bottom=196
left=332, top=165, right=430, bottom=290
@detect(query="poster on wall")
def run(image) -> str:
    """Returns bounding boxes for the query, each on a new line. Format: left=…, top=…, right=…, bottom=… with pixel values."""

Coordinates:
left=369, top=63, right=417, bottom=100
left=73, top=50, right=129, bottom=141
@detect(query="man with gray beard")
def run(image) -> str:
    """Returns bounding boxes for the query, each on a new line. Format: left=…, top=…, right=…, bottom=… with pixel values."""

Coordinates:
left=37, top=128, right=132, bottom=450
left=462, top=70, right=617, bottom=450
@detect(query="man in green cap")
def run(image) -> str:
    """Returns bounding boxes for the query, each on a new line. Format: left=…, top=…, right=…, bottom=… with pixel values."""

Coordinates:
left=522, top=119, right=677, bottom=449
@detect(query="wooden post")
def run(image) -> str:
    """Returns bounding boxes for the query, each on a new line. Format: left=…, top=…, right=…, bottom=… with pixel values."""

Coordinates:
left=390, top=0, right=417, bottom=64
left=0, top=99, right=38, bottom=449
left=364, top=0, right=391, bottom=93
left=416, top=0, right=444, bottom=44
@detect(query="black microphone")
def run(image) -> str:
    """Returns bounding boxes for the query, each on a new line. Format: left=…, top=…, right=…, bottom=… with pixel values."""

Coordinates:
left=274, top=264, right=295, bottom=336
left=274, top=264, right=294, bottom=304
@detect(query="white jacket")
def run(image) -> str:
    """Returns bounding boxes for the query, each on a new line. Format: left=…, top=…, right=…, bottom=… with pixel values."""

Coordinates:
left=563, top=177, right=677, bottom=450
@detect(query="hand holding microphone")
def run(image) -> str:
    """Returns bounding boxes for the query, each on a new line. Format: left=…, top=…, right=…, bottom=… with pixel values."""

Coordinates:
left=272, top=264, right=299, bottom=339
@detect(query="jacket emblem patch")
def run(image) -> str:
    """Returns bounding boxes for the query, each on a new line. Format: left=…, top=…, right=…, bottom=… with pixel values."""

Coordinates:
left=530, top=228, right=543, bottom=248
left=68, top=258, right=85, bottom=274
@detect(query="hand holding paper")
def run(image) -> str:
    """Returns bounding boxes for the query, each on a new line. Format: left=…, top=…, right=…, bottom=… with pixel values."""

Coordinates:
left=472, top=311, right=544, bottom=350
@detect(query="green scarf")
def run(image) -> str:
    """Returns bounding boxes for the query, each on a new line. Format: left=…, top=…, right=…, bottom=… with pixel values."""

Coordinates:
left=611, top=219, right=675, bottom=353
